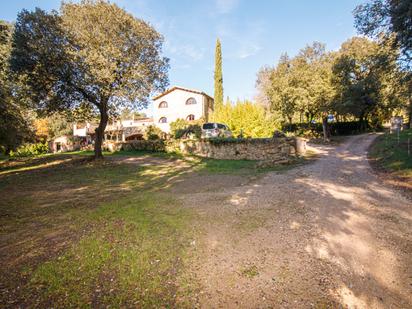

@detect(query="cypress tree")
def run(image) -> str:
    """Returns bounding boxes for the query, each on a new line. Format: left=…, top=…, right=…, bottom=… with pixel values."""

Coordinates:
left=214, top=38, right=223, bottom=116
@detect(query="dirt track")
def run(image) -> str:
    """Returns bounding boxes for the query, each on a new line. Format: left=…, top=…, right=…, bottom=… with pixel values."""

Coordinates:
left=178, top=134, right=412, bottom=308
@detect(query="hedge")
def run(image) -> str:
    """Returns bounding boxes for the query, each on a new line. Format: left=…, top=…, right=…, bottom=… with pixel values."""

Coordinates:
left=282, top=121, right=370, bottom=136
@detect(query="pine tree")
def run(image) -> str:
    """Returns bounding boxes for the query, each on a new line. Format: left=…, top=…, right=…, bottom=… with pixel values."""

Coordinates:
left=214, top=38, right=223, bottom=116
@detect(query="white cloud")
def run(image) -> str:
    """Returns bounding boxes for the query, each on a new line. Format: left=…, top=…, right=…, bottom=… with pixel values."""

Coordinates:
left=215, top=20, right=264, bottom=59
left=237, top=43, right=262, bottom=59
left=165, top=40, right=205, bottom=62
left=215, top=0, right=239, bottom=14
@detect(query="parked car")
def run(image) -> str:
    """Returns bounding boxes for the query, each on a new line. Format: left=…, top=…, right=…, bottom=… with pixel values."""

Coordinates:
left=201, top=122, right=232, bottom=138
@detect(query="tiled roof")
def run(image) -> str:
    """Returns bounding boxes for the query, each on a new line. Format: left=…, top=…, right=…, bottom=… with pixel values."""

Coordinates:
left=152, top=86, right=214, bottom=101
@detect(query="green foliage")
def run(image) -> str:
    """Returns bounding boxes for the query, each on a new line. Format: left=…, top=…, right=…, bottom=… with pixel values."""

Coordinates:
left=354, top=0, right=412, bottom=65
left=170, top=118, right=202, bottom=139
left=214, top=38, right=223, bottom=115
left=332, top=37, right=402, bottom=122
left=0, top=20, right=33, bottom=153
left=369, top=128, right=412, bottom=177
left=10, top=1, right=169, bottom=158
left=119, top=107, right=146, bottom=120
left=264, top=43, right=336, bottom=139
left=144, top=125, right=163, bottom=140
left=170, top=119, right=189, bottom=138
left=47, top=113, right=73, bottom=140
left=213, top=98, right=277, bottom=138
left=258, top=38, right=407, bottom=138
left=282, top=121, right=371, bottom=136
left=9, top=142, right=48, bottom=157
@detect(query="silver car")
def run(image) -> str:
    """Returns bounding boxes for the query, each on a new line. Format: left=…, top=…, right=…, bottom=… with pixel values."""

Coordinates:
left=201, top=122, right=232, bottom=138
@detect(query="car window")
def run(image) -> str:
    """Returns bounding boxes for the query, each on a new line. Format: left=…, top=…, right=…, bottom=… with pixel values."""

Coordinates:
left=217, top=124, right=225, bottom=129
left=203, top=123, right=215, bottom=130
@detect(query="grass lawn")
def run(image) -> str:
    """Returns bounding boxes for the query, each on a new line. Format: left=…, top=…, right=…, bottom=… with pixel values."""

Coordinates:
left=1, top=150, right=309, bottom=307
left=0, top=153, right=201, bottom=307
left=369, top=129, right=412, bottom=178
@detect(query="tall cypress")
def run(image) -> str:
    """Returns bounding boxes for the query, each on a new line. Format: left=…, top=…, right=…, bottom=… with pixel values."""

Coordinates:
left=214, top=38, right=223, bottom=116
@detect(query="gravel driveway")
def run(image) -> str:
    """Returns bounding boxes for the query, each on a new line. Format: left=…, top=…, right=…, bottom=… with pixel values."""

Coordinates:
left=180, top=134, right=412, bottom=308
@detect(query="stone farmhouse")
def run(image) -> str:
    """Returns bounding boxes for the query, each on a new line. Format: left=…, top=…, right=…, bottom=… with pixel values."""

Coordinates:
left=73, top=117, right=153, bottom=144
left=50, top=86, right=214, bottom=152
left=153, top=86, right=214, bottom=132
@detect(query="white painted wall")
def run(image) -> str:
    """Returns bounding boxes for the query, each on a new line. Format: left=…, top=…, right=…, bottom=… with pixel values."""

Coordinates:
left=153, top=89, right=209, bottom=132
left=73, top=123, right=88, bottom=137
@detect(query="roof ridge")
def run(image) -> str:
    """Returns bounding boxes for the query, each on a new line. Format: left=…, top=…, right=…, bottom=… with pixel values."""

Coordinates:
left=152, top=86, right=213, bottom=100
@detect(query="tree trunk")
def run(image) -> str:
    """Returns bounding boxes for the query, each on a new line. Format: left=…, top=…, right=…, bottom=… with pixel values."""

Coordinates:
left=94, top=102, right=109, bottom=159
left=322, top=116, right=330, bottom=142
left=359, top=114, right=366, bottom=132
left=288, top=117, right=293, bottom=131
left=408, top=93, right=412, bottom=129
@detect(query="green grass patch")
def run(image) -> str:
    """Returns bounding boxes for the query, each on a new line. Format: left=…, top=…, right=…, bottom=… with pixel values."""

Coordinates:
left=29, top=193, right=193, bottom=307
left=0, top=151, right=205, bottom=307
left=240, top=265, right=259, bottom=278
left=193, top=158, right=257, bottom=174
left=369, top=129, right=412, bottom=177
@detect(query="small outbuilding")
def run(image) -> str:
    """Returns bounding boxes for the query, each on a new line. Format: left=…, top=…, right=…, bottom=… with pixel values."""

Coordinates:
left=49, top=135, right=80, bottom=153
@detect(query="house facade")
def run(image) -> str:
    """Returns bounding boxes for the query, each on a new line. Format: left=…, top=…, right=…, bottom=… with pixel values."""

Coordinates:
left=73, top=118, right=153, bottom=143
left=152, top=86, right=214, bottom=132
left=70, top=86, right=213, bottom=148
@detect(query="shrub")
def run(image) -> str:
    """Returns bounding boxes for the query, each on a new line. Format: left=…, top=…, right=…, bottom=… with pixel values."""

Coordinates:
left=9, top=142, right=48, bottom=157
left=282, top=121, right=370, bottom=136
left=213, top=99, right=278, bottom=138
left=144, top=125, right=164, bottom=140
left=170, top=118, right=202, bottom=139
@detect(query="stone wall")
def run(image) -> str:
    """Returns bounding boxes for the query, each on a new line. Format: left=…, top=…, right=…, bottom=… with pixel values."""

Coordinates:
left=106, top=137, right=306, bottom=163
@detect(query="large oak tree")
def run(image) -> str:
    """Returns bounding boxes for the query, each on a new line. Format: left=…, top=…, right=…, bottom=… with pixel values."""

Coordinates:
left=10, top=0, right=169, bottom=158
left=354, top=0, right=412, bottom=64
left=0, top=20, right=32, bottom=153
left=354, top=0, right=412, bottom=126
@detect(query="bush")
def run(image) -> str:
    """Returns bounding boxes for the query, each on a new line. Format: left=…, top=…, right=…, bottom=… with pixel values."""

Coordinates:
left=330, top=121, right=370, bottom=135
left=9, top=142, right=48, bottom=157
left=144, top=125, right=164, bottom=140
left=282, top=121, right=370, bottom=136
left=170, top=118, right=202, bottom=139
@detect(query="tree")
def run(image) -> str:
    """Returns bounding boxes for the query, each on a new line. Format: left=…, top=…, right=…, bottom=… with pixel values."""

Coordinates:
left=0, top=20, right=32, bottom=153
left=47, top=113, right=73, bottom=140
left=354, top=1, right=412, bottom=127
left=332, top=37, right=403, bottom=129
left=34, top=118, right=49, bottom=141
left=354, top=0, right=412, bottom=64
left=214, top=38, right=223, bottom=115
left=119, top=107, right=146, bottom=120
left=10, top=1, right=169, bottom=159
left=255, top=66, right=272, bottom=109
left=267, top=53, right=299, bottom=126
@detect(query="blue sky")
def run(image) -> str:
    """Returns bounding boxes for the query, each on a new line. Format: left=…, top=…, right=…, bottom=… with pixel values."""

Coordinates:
left=1, top=0, right=363, bottom=115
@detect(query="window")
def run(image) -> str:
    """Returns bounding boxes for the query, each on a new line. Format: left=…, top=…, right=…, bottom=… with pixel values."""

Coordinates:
left=217, top=123, right=225, bottom=129
left=186, top=114, right=195, bottom=121
left=185, top=97, right=197, bottom=105
left=159, top=117, right=167, bottom=123
left=158, top=101, right=168, bottom=108
left=202, top=123, right=215, bottom=130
